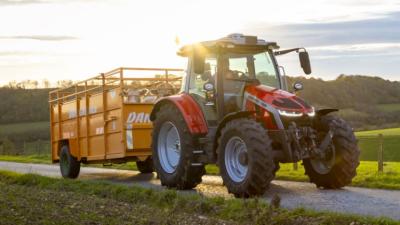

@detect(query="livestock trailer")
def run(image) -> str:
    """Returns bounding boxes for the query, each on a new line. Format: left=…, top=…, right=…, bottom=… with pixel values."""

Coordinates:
left=49, top=67, right=183, bottom=177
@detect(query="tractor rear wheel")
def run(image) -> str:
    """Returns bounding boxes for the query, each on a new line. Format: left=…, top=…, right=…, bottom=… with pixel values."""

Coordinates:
left=304, top=115, right=360, bottom=188
left=152, top=104, right=205, bottom=189
left=136, top=157, right=154, bottom=174
left=59, top=145, right=80, bottom=179
left=218, top=118, right=275, bottom=198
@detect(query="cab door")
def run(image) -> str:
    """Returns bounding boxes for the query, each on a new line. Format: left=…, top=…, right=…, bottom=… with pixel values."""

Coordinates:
left=186, top=57, right=218, bottom=126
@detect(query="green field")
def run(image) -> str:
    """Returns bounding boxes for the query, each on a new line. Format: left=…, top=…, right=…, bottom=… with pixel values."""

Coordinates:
left=356, top=127, right=400, bottom=136
left=0, top=170, right=397, bottom=225
left=356, top=128, right=400, bottom=161
left=378, top=103, right=400, bottom=112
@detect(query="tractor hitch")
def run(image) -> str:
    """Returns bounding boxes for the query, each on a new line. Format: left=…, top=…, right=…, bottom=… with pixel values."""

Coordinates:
left=271, top=122, right=336, bottom=163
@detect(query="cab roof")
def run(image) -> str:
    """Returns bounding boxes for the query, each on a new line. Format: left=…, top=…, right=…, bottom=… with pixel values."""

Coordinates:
left=177, top=33, right=280, bottom=56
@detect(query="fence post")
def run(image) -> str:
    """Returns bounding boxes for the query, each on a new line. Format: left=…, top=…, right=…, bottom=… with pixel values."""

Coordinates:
left=378, top=133, right=384, bottom=173
left=293, top=162, right=298, bottom=171
left=37, top=139, right=41, bottom=155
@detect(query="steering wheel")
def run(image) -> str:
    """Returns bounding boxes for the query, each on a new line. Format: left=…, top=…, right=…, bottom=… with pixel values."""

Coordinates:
left=227, top=70, right=248, bottom=80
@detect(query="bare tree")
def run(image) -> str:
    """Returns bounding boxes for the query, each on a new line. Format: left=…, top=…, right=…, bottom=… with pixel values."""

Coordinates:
left=42, top=79, right=50, bottom=88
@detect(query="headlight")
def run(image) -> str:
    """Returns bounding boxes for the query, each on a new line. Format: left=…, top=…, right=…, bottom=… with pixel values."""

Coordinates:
left=278, top=110, right=303, bottom=117
left=307, top=107, right=316, bottom=117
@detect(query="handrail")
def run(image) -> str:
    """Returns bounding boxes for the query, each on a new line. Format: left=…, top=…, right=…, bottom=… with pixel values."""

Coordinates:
left=49, top=67, right=184, bottom=102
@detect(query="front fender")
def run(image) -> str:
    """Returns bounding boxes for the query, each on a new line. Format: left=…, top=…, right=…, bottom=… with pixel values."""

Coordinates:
left=316, top=108, right=339, bottom=117
left=150, top=94, right=208, bottom=135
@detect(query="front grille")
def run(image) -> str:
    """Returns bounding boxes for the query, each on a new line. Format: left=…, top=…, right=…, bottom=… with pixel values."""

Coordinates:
left=281, top=115, right=313, bottom=128
left=293, top=96, right=312, bottom=109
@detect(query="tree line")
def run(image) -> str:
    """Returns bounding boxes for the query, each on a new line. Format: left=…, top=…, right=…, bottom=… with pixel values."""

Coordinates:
left=0, top=75, right=399, bottom=129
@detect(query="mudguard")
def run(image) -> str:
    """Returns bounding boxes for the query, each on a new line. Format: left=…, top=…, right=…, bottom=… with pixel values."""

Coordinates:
left=316, top=108, right=339, bottom=116
left=150, top=93, right=208, bottom=135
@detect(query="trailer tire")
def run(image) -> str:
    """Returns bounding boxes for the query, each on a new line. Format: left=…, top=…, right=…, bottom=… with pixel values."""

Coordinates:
left=59, top=145, right=80, bottom=179
left=304, top=115, right=360, bottom=188
left=218, top=118, right=275, bottom=198
left=136, top=157, right=154, bottom=174
left=152, top=104, right=205, bottom=189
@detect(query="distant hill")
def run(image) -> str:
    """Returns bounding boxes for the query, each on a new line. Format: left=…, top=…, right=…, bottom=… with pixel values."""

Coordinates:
left=287, top=75, right=400, bottom=130
left=0, top=88, right=52, bottom=124
left=287, top=75, right=400, bottom=109
left=0, top=75, right=399, bottom=130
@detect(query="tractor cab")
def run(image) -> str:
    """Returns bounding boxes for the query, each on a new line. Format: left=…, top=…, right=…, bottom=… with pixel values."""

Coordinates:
left=178, top=33, right=311, bottom=124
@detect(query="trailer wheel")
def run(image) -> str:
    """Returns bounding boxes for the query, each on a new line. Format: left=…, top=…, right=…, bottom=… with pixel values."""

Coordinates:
left=304, top=115, right=360, bottom=188
left=136, top=157, right=154, bottom=174
left=59, top=145, right=80, bottom=179
left=152, top=104, right=205, bottom=189
left=218, top=118, right=275, bottom=198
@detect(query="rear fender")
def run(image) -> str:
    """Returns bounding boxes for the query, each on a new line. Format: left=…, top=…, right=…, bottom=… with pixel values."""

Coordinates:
left=150, top=94, right=208, bottom=135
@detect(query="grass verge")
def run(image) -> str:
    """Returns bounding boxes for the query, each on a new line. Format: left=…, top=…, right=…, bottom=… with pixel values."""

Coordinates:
left=1, top=155, right=400, bottom=190
left=0, top=170, right=397, bottom=225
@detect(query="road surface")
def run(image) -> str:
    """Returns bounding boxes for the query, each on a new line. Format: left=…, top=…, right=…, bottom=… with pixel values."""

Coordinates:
left=0, top=161, right=399, bottom=221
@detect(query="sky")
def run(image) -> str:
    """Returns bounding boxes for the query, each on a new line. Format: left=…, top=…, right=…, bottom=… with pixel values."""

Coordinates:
left=0, top=0, right=399, bottom=85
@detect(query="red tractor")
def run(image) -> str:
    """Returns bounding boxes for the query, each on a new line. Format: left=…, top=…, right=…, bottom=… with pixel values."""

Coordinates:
left=150, top=34, right=360, bottom=197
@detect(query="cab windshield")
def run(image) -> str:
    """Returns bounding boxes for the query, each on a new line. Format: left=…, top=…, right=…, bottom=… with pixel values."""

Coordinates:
left=226, top=51, right=280, bottom=88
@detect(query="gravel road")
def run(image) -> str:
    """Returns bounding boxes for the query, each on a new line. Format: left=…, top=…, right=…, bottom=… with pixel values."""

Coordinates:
left=1, top=161, right=399, bottom=221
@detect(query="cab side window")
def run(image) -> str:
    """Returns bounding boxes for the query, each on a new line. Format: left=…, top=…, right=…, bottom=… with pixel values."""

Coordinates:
left=188, top=57, right=217, bottom=98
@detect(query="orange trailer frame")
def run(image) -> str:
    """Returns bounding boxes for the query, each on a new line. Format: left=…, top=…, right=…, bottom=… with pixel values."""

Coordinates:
left=49, top=67, right=183, bottom=164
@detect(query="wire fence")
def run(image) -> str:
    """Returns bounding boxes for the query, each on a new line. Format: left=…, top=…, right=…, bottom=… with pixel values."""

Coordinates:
left=291, top=134, right=400, bottom=172
left=0, top=139, right=50, bottom=156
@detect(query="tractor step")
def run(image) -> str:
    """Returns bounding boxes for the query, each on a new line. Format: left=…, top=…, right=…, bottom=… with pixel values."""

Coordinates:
left=193, top=150, right=205, bottom=154
left=191, top=163, right=204, bottom=166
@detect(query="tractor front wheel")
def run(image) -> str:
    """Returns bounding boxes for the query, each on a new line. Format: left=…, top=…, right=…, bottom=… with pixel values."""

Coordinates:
left=218, top=118, right=275, bottom=198
left=304, top=115, right=360, bottom=188
left=59, top=145, right=80, bottom=179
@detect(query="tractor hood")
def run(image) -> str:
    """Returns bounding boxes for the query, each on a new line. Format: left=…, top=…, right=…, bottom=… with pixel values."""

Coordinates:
left=245, top=84, right=315, bottom=116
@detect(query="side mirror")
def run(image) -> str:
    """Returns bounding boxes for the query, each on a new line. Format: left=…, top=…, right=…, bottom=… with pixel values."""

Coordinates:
left=299, top=51, right=312, bottom=75
left=201, top=63, right=212, bottom=81
left=293, top=81, right=304, bottom=92
left=203, top=82, right=214, bottom=92
left=203, top=82, right=215, bottom=106
left=193, top=52, right=205, bottom=74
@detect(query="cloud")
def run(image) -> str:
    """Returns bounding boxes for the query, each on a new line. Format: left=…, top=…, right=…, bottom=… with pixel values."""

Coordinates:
left=308, top=43, right=400, bottom=58
left=0, top=0, right=107, bottom=6
left=240, top=11, right=400, bottom=80
left=245, top=11, right=400, bottom=48
left=0, top=0, right=47, bottom=5
left=0, top=51, right=33, bottom=56
left=0, top=35, right=78, bottom=41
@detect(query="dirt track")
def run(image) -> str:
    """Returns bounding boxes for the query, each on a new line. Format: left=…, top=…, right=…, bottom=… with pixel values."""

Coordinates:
left=1, top=161, right=399, bottom=221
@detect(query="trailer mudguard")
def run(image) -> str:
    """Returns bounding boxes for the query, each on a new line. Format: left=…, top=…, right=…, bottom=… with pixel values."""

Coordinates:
left=150, top=93, right=208, bottom=135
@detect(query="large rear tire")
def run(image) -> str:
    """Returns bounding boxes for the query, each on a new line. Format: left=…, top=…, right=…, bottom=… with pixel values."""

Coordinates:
left=304, top=115, right=360, bottom=188
left=59, top=145, right=80, bottom=179
left=136, top=157, right=154, bottom=174
left=152, top=104, right=205, bottom=189
left=218, top=118, right=275, bottom=198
